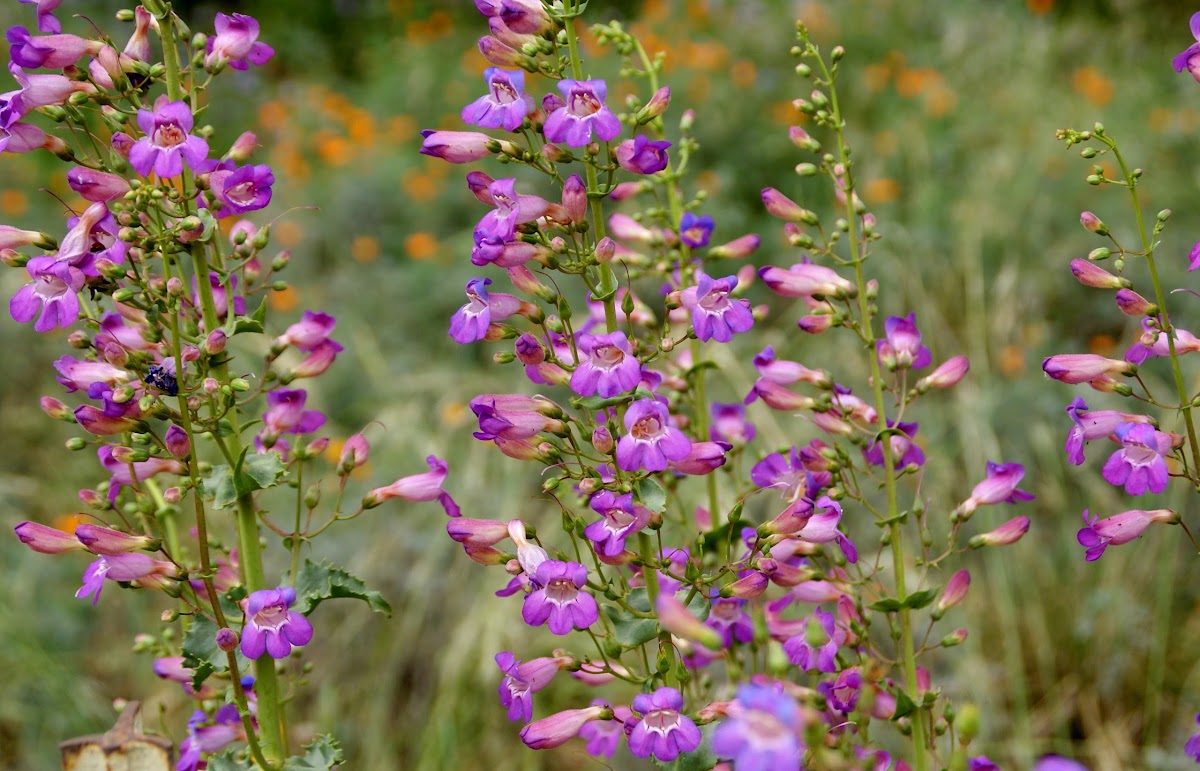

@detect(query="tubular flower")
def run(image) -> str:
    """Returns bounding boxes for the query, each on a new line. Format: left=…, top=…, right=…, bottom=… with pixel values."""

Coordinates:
left=783, top=607, right=845, bottom=672
left=521, top=559, right=599, bottom=634
left=1041, top=353, right=1134, bottom=384
left=952, top=461, right=1034, bottom=521
left=449, top=277, right=525, bottom=344
left=462, top=68, right=533, bottom=131
left=615, top=134, right=670, bottom=174
left=1063, top=397, right=1155, bottom=465
left=679, top=212, right=714, bottom=248
left=616, top=397, right=692, bottom=472
left=76, top=552, right=177, bottom=604
left=205, top=12, right=274, bottom=71
left=495, top=651, right=565, bottom=723
left=876, top=312, right=932, bottom=370
left=14, top=521, right=86, bottom=553
left=681, top=270, right=753, bottom=342
left=362, top=455, right=459, bottom=516
left=584, top=491, right=650, bottom=557
left=177, top=705, right=244, bottom=771
left=1174, top=12, right=1200, bottom=83
left=1101, top=422, right=1175, bottom=495
left=543, top=79, right=621, bottom=147
left=208, top=163, right=274, bottom=217
left=628, top=688, right=702, bottom=762
left=570, top=331, right=643, bottom=397
left=6, top=26, right=101, bottom=69
left=9, top=255, right=82, bottom=331
left=519, top=705, right=609, bottom=750
left=239, top=586, right=313, bottom=659
left=863, top=420, right=925, bottom=469
left=128, top=98, right=208, bottom=178
left=1077, top=508, right=1179, bottom=561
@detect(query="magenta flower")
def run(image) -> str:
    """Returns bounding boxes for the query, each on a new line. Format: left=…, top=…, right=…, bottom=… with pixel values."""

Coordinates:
left=177, top=705, right=244, bottom=771
left=209, top=163, right=274, bottom=217
left=1174, top=12, right=1200, bottom=83
left=583, top=491, right=650, bottom=557
left=543, top=79, right=621, bottom=147
left=1125, top=318, right=1200, bottom=364
left=616, top=134, right=670, bottom=174
left=578, top=702, right=633, bottom=758
left=1189, top=241, right=1200, bottom=272
left=877, top=312, right=932, bottom=370
left=1, top=62, right=95, bottom=128
left=7, top=26, right=100, bottom=69
left=1185, top=713, right=1200, bottom=761
left=474, top=0, right=552, bottom=34
left=205, top=13, right=274, bottom=70
left=794, top=496, right=857, bottom=562
left=276, top=310, right=337, bottom=351
left=362, top=455, right=459, bottom=516
left=1077, top=508, right=1179, bottom=561
left=863, top=420, right=925, bottom=469
left=783, top=606, right=845, bottom=672
left=462, top=68, right=533, bottom=131
left=521, top=559, right=598, bottom=634
left=953, top=461, right=1034, bottom=520
left=680, top=270, right=753, bottom=342
left=14, top=521, right=85, bottom=553
left=1042, top=353, right=1134, bottom=384
left=519, top=705, right=608, bottom=749
left=570, top=331, right=643, bottom=397
left=1064, top=397, right=1155, bottom=465
left=759, top=262, right=855, bottom=298
left=66, top=167, right=130, bottom=203
left=628, top=687, right=702, bottom=762
left=712, top=683, right=802, bottom=769
left=470, top=394, right=561, bottom=442
left=616, top=397, right=692, bottom=472
left=419, top=129, right=492, bottom=163
left=706, top=597, right=753, bottom=648
left=1101, top=422, right=1175, bottom=495
left=129, top=98, right=209, bottom=178
left=9, top=256, right=83, bottom=331
left=711, top=402, right=756, bottom=444
left=260, top=389, right=325, bottom=444
left=449, top=277, right=524, bottom=344
left=679, top=212, right=714, bottom=248
left=75, top=552, right=175, bottom=604
left=240, top=586, right=313, bottom=659
left=495, top=651, right=563, bottom=723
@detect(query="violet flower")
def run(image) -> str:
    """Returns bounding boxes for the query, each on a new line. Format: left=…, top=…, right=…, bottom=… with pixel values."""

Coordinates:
left=783, top=606, right=844, bottom=672
left=711, top=402, right=756, bottom=444
left=1077, top=508, right=1178, bottom=561
left=952, top=461, right=1035, bottom=520
left=863, top=420, right=925, bottom=468
left=616, top=397, right=691, bottom=472
left=679, top=212, right=714, bottom=248
left=583, top=491, right=650, bottom=557
left=680, top=270, right=753, bottom=342
left=76, top=552, right=175, bottom=604
left=578, top=702, right=633, bottom=758
left=495, top=651, right=564, bottom=723
left=712, top=683, right=802, bottom=769
left=627, top=687, right=702, bottom=762
left=449, top=277, right=524, bottom=344
left=129, top=98, right=209, bottom=178
left=66, top=167, right=130, bottom=203
left=260, top=388, right=325, bottom=444
left=876, top=312, right=932, bottom=370
left=419, top=129, right=492, bottom=163
left=7, top=26, right=100, bottom=69
left=240, top=586, right=313, bottom=659
left=18, top=0, right=64, bottom=34
left=205, top=12, right=274, bottom=71
left=793, top=496, right=857, bottom=563
left=1185, top=713, right=1200, bottom=762
left=1174, top=12, right=1200, bottom=83
left=543, top=79, right=621, bottom=146
left=705, top=597, right=753, bottom=648
left=277, top=310, right=338, bottom=351
left=570, top=331, right=643, bottom=397
left=1042, top=353, right=1134, bottom=384
left=1101, top=422, right=1174, bottom=495
left=9, top=256, right=83, bottom=332
left=759, top=261, right=855, bottom=299
left=362, top=455, right=459, bottom=516
left=519, top=705, right=608, bottom=749
left=209, top=163, right=274, bottom=217
left=521, top=559, right=598, bottom=634
left=57, top=201, right=126, bottom=275
left=177, top=705, right=244, bottom=771
left=1064, top=397, right=1155, bottom=465
left=462, top=68, right=533, bottom=131
left=615, top=134, right=670, bottom=174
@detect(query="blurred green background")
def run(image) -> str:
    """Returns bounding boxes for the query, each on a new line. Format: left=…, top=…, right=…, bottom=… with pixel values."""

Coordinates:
left=3, top=0, right=1200, bottom=768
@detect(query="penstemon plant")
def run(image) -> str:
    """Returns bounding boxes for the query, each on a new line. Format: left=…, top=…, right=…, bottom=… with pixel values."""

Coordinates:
left=419, top=2, right=1048, bottom=769
left=6, top=3, right=455, bottom=769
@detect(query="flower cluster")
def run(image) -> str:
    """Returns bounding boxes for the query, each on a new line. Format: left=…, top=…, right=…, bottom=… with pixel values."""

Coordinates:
left=419, top=6, right=1039, bottom=769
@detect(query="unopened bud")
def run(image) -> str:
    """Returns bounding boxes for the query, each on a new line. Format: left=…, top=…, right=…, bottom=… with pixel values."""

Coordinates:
left=41, top=396, right=75, bottom=422
left=164, top=425, right=190, bottom=459
left=204, top=329, right=227, bottom=355
left=594, top=237, right=616, bottom=263
left=216, top=627, right=239, bottom=652
left=1079, top=211, right=1109, bottom=235
left=591, top=426, right=614, bottom=454
left=940, top=628, right=968, bottom=648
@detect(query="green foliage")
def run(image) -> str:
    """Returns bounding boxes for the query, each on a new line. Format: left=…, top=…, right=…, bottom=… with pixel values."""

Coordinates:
left=204, top=451, right=285, bottom=509
left=293, top=559, right=393, bottom=617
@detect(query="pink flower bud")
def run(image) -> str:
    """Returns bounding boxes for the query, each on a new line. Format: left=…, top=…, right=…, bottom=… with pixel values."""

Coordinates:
left=798, top=314, right=834, bottom=334
left=1042, top=353, right=1134, bottom=384
left=227, top=131, right=258, bottom=163
left=519, top=705, right=610, bottom=749
left=708, top=233, right=761, bottom=260
left=1114, top=288, right=1156, bottom=316
left=419, top=130, right=493, bottom=164
left=216, top=627, right=239, bottom=652
left=447, top=518, right=509, bottom=547
left=75, top=523, right=157, bottom=554
left=14, top=521, right=86, bottom=554
left=656, top=593, right=723, bottom=651
left=338, top=433, right=369, bottom=474
left=162, top=487, right=182, bottom=504
left=561, top=174, right=586, bottom=223
left=164, top=425, right=191, bottom=459
left=591, top=426, right=614, bottom=454
left=722, top=570, right=768, bottom=599
left=915, top=355, right=970, bottom=392
left=204, top=329, right=227, bottom=355
left=933, top=570, right=970, bottom=618
left=66, top=167, right=131, bottom=203
left=1080, top=211, right=1109, bottom=235
left=40, top=396, right=75, bottom=421
left=477, top=35, right=527, bottom=67
left=594, top=236, right=616, bottom=263
left=761, top=187, right=807, bottom=221
left=969, top=515, right=1031, bottom=548
left=639, top=86, right=671, bottom=121
left=789, top=126, right=821, bottom=151
left=608, top=213, right=655, bottom=243
left=759, top=263, right=855, bottom=299
left=1070, top=258, right=1127, bottom=289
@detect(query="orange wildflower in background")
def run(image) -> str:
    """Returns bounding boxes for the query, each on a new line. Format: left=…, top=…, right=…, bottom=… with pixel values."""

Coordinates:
left=402, top=170, right=442, bottom=202
left=1027, top=0, right=1053, bottom=14
left=1072, top=67, right=1113, bottom=106
left=405, top=232, right=440, bottom=261
left=0, top=189, right=28, bottom=216
left=352, top=235, right=381, bottom=263
left=864, top=178, right=900, bottom=204
left=269, top=284, right=300, bottom=312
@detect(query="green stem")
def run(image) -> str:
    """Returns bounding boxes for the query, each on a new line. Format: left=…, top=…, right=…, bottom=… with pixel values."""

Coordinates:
left=821, top=51, right=928, bottom=770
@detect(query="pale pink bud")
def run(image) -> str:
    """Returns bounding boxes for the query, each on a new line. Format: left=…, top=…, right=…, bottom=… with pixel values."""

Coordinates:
left=969, top=516, right=1031, bottom=548
left=66, top=167, right=130, bottom=203
left=40, top=396, right=74, bottom=422
left=914, top=355, right=970, bottom=391
left=639, top=86, right=671, bottom=121
left=1042, top=354, right=1134, bottom=384
left=14, top=521, right=86, bottom=554
left=338, top=433, right=369, bottom=474
left=591, top=426, right=614, bottom=454
left=1114, top=288, right=1156, bottom=316
left=933, top=570, right=970, bottom=618
left=1080, top=211, right=1108, bottom=235
left=227, top=131, right=258, bottom=163
left=419, top=130, right=493, bottom=163
left=1070, top=258, right=1127, bottom=289
left=761, top=187, right=806, bottom=221
left=203, top=329, right=227, bottom=355
left=561, top=174, right=586, bottom=223
left=508, top=519, right=548, bottom=577
left=75, top=523, right=157, bottom=554
left=477, top=35, right=528, bottom=68
left=519, top=705, right=609, bottom=749
left=708, top=233, right=761, bottom=260
left=656, top=592, right=723, bottom=651
left=447, top=518, right=509, bottom=547
left=594, top=236, right=616, bottom=263
left=722, top=570, right=768, bottom=599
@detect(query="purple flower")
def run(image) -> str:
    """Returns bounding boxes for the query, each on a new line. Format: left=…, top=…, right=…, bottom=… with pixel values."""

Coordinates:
left=205, top=13, right=274, bottom=71
left=570, top=331, right=643, bottom=397
left=66, top=167, right=130, bottom=203
left=679, top=212, right=714, bottom=248
left=628, top=687, right=702, bottom=762
left=14, top=521, right=85, bottom=554
left=57, top=201, right=126, bottom=275
left=583, top=491, right=650, bottom=557
left=970, top=758, right=1001, bottom=771
left=7, top=26, right=99, bottom=69
left=782, top=607, right=844, bottom=672
left=1042, top=353, right=1134, bottom=384
left=18, top=0, right=64, bottom=34
left=1125, top=318, right=1200, bottom=364
left=462, top=68, right=533, bottom=131
left=616, top=397, right=692, bottom=472
left=793, top=496, right=857, bottom=563
left=521, top=559, right=598, bottom=634
left=128, top=98, right=209, bottom=177
left=863, top=420, right=926, bottom=468
left=1189, top=241, right=1200, bottom=272
left=877, top=312, right=932, bottom=370
left=519, top=705, right=608, bottom=749
left=1, top=62, right=95, bottom=128
left=680, top=270, right=753, bottom=342
left=543, top=79, right=621, bottom=147
left=711, top=683, right=802, bottom=770
left=362, top=455, right=459, bottom=516
left=953, top=461, right=1035, bottom=520
left=615, top=134, right=670, bottom=174
left=209, top=163, right=274, bottom=217
left=419, top=129, right=492, bottom=163
left=1174, top=12, right=1200, bottom=83
left=1101, top=422, right=1174, bottom=495
left=1064, top=397, right=1155, bottom=465
left=711, top=402, right=756, bottom=444
left=1077, top=508, right=1179, bottom=561
left=449, top=277, right=524, bottom=344
left=240, top=586, right=313, bottom=659
left=1185, top=713, right=1200, bottom=762
left=759, top=261, right=855, bottom=298
left=177, top=705, right=244, bottom=771
left=260, top=389, right=325, bottom=444
left=578, top=703, right=633, bottom=758
left=495, top=651, right=562, bottom=723
left=277, top=310, right=337, bottom=351
left=75, top=552, right=174, bottom=605
left=825, top=666, right=862, bottom=714
left=9, top=255, right=83, bottom=331
left=1032, top=756, right=1089, bottom=771
left=705, top=597, right=753, bottom=648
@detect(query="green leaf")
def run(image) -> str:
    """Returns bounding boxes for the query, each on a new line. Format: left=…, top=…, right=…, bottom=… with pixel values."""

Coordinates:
left=635, top=477, right=667, bottom=514
left=662, top=723, right=717, bottom=771
left=892, top=686, right=917, bottom=720
left=283, top=735, right=344, bottom=770
left=206, top=749, right=246, bottom=771
left=203, top=464, right=238, bottom=509
left=206, top=450, right=286, bottom=509
left=232, top=299, right=268, bottom=335
left=293, top=559, right=392, bottom=617
left=181, top=613, right=252, bottom=691
left=194, top=207, right=218, bottom=243
left=867, top=597, right=903, bottom=613
left=240, top=451, right=285, bottom=490
left=903, top=588, right=939, bottom=611
left=603, top=590, right=659, bottom=648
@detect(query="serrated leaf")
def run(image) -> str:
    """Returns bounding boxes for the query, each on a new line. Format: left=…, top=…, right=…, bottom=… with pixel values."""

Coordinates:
left=206, top=749, right=245, bottom=771
left=181, top=613, right=251, bottom=691
left=293, top=559, right=392, bottom=616
left=603, top=600, right=659, bottom=648
left=283, top=734, right=344, bottom=770
left=241, top=451, right=285, bottom=490
left=232, top=300, right=267, bottom=335
left=892, top=686, right=917, bottom=720
left=203, top=464, right=238, bottom=509
left=903, top=588, right=938, bottom=611
left=635, top=477, right=666, bottom=514
left=867, top=597, right=903, bottom=613
left=662, top=723, right=717, bottom=771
